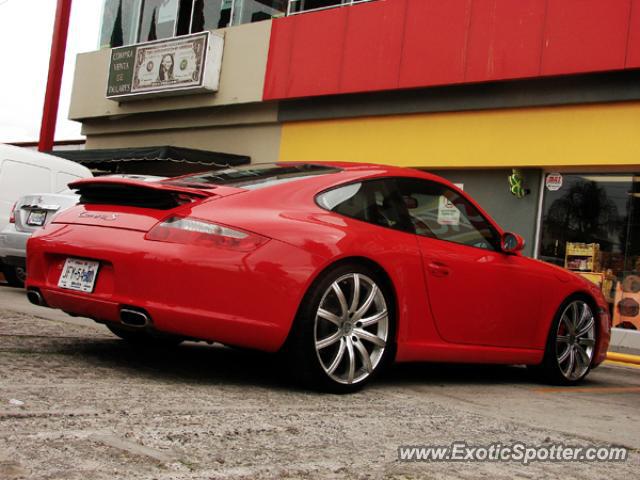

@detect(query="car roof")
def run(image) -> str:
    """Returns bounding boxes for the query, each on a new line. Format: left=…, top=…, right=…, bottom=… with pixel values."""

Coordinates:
left=276, top=161, right=457, bottom=190
left=163, top=161, right=456, bottom=195
left=194, top=162, right=469, bottom=218
left=0, top=144, right=92, bottom=178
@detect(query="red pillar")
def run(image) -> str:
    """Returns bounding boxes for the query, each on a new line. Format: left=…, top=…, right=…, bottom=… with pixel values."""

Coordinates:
left=38, top=0, right=73, bottom=152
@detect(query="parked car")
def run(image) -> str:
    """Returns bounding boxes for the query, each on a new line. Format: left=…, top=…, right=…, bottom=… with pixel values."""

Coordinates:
left=25, top=163, right=610, bottom=392
left=0, top=144, right=92, bottom=286
left=1, top=190, right=79, bottom=287
left=0, top=175, right=164, bottom=288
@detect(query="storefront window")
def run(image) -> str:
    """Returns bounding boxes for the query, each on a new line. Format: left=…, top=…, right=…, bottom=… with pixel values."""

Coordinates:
left=539, top=174, right=640, bottom=329
left=100, top=0, right=142, bottom=48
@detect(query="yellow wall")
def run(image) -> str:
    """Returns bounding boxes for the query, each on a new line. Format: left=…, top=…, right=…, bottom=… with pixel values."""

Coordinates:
left=279, top=102, right=640, bottom=167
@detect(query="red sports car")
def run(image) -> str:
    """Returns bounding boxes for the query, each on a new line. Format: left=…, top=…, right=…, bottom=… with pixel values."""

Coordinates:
left=26, top=163, right=610, bottom=392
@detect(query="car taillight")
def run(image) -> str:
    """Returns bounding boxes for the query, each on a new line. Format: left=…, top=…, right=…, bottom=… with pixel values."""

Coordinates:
left=145, top=216, right=268, bottom=252
left=8, top=202, right=16, bottom=223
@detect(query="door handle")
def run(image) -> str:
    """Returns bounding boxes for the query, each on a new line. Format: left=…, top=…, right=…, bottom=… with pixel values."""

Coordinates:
left=427, top=261, right=450, bottom=277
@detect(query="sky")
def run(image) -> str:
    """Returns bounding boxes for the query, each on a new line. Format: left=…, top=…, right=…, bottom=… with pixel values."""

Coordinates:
left=0, top=0, right=102, bottom=143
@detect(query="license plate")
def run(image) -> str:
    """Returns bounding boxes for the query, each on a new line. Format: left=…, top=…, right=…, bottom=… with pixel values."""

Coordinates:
left=27, top=210, right=47, bottom=226
left=58, top=258, right=100, bottom=293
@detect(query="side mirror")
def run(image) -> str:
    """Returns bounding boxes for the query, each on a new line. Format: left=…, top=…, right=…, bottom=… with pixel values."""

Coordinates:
left=501, top=232, right=525, bottom=253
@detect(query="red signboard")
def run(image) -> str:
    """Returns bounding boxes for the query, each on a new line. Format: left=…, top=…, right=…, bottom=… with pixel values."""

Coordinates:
left=264, top=0, right=639, bottom=100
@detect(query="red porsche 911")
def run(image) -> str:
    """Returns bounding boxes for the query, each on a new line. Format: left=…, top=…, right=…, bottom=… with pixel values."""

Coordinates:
left=25, top=163, right=610, bottom=392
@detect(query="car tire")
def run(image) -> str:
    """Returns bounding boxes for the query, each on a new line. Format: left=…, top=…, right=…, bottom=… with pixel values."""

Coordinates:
left=538, top=296, right=597, bottom=385
left=285, top=263, right=395, bottom=393
left=106, top=324, right=184, bottom=347
left=2, top=266, right=26, bottom=288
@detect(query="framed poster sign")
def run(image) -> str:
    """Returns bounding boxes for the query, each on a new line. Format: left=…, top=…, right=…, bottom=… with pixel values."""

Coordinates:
left=106, top=31, right=224, bottom=101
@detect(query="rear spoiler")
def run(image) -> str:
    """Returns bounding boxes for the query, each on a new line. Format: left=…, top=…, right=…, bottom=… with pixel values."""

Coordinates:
left=68, top=177, right=218, bottom=210
left=69, top=177, right=217, bottom=197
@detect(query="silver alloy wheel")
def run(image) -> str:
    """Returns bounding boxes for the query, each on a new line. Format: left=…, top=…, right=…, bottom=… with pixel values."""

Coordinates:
left=314, top=273, right=389, bottom=385
left=555, top=300, right=596, bottom=381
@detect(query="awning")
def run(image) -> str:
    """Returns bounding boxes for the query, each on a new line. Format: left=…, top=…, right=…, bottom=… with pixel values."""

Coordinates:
left=48, top=146, right=251, bottom=176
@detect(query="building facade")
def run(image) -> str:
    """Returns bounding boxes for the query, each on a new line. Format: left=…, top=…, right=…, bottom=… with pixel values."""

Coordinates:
left=72, top=0, right=640, bottom=326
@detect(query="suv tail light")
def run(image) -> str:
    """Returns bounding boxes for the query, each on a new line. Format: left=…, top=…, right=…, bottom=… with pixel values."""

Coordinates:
left=8, top=202, right=16, bottom=224
left=145, top=216, right=268, bottom=252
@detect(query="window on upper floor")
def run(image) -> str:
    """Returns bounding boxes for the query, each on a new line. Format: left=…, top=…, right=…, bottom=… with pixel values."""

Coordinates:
left=288, top=0, right=344, bottom=14
left=100, top=0, right=377, bottom=48
left=138, top=0, right=180, bottom=42
left=100, top=0, right=287, bottom=48
left=288, top=0, right=373, bottom=15
left=100, top=0, right=142, bottom=48
left=232, top=0, right=288, bottom=25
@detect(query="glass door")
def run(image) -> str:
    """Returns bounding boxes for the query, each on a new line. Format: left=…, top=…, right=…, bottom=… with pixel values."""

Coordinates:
left=538, top=173, right=640, bottom=329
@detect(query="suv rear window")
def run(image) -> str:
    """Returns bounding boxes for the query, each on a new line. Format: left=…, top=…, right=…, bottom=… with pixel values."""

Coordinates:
left=167, top=163, right=340, bottom=190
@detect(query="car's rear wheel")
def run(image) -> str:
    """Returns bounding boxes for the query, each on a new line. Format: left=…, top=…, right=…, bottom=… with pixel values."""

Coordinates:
left=287, top=264, right=395, bottom=393
left=2, top=266, right=25, bottom=288
left=539, top=297, right=597, bottom=385
left=106, top=324, right=183, bottom=347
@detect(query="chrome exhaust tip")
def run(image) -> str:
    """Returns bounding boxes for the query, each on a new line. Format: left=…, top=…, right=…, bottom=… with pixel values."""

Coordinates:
left=120, top=308, right=150, bottom=328
left=26, top=289, right=45, bottom=307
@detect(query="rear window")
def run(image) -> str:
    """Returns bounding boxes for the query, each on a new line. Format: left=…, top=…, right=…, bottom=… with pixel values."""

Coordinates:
left=166, top=163, right=340, bottom=190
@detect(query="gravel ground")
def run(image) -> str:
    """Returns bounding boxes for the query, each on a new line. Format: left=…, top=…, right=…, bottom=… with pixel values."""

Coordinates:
left=0, top=301, right=639, bottom=479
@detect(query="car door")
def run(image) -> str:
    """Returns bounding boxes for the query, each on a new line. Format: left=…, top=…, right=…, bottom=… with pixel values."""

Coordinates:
left=396, top=177, right=544, bottom=349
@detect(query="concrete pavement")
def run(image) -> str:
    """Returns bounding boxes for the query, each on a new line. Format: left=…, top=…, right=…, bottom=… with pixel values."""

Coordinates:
left=0, top=282, right=639, bottom=479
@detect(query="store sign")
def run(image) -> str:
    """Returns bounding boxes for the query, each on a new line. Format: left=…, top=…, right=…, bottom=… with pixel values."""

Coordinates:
left=437, top=183, right=464, bottom=226
left=545, top=173, right=563, bottom=191
left=106, top=32, right=224, bottom=102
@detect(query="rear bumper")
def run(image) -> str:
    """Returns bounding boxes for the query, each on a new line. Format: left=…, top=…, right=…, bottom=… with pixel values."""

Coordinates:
left=0, top=224, right=29, bottom=261
left=27, top=223, right=323, bottom=351
left=32, top=285, right=290, bottom=349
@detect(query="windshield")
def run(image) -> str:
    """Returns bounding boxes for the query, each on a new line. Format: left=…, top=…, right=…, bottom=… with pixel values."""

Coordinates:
left=166, top=163, right=341, bottom=190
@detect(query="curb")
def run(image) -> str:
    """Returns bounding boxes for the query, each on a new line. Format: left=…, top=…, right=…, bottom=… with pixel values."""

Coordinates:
left=606, top=351, right=640, bottom=366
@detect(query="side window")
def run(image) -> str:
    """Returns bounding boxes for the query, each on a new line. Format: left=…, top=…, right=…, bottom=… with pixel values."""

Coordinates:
left=397, top=178, right=500, bottom=251
left=317, top=180, right=413, bottom=232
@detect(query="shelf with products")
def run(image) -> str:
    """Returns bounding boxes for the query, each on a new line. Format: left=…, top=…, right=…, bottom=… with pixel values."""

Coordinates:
left=564, top=242, right=617, bottom=301
left=564, top=242, right=600, bottom=272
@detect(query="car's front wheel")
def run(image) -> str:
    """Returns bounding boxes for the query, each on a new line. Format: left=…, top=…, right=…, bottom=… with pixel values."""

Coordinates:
left=539, top=297, right=597, bottom=385
left=287, top=264, right=395, bottom=393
